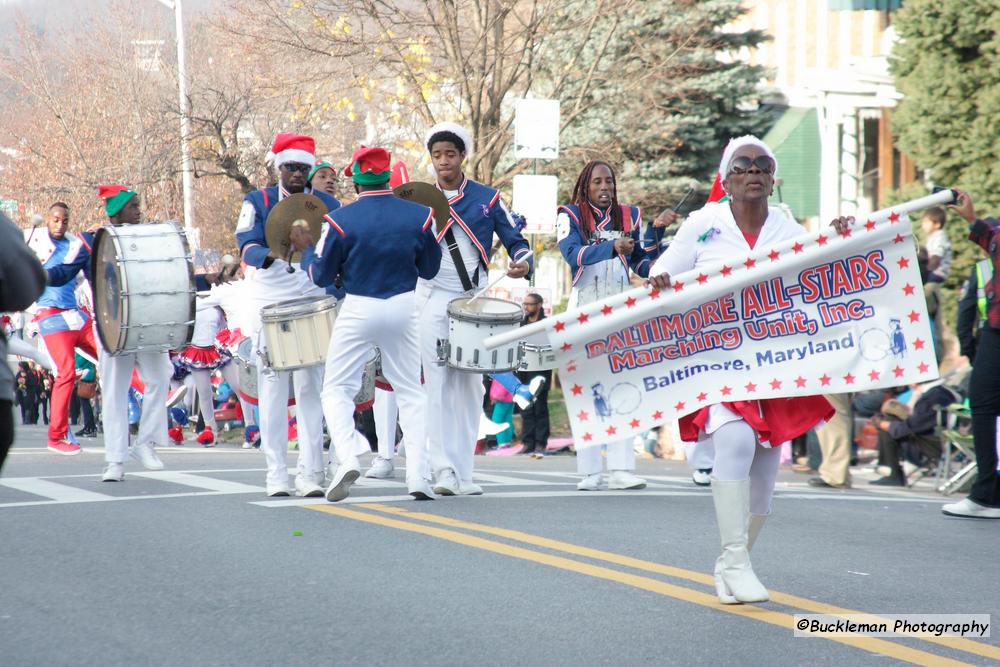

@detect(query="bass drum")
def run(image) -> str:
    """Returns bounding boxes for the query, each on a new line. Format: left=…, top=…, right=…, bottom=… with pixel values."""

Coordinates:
left=91, top=221, right=195, bottom=355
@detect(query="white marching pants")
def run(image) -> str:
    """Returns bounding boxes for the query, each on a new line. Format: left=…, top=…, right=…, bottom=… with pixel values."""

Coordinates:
left=374, top=387, right=398, bottom=460
left=416, top=281, right=484, bottom=483
left=576, top=439, right=636, bottom=476
left=322, top=293, right=429, bottom=482
left=190, top=370, right=216, bottom=431
left=99, top=349, right=172, bottom=464
left=256, top=361, right=325, bottom=486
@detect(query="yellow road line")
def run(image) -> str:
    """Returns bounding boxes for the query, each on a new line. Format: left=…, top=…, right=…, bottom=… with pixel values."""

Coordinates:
left=361, top=504, right=999, bottom=663
left=306, top=504, right=972, bottom=667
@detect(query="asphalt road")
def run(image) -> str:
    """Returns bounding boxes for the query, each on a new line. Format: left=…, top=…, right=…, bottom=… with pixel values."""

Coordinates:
left=2, top=423, right=998, bottom=666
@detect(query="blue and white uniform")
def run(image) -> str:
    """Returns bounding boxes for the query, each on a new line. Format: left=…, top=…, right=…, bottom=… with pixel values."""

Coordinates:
left=416, top=177, right=532, bottom=491
left=236, top=183, right=341, bottom=492
left=302, top=188, right=441, bottom=486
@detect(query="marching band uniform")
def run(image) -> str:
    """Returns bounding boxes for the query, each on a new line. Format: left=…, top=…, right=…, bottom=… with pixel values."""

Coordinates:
left=558, top=200, right=651, bottom=491
left=47, top=186, right=172, bottom=480
left=300, top=146, right=441, bottom=501
left=420, top=123, right=532, bottom=495
left=24, top=223, right=98, bottom=455
left=236, top=133, right=341, bottom=497
left=174, top=298, right=231, bottom=445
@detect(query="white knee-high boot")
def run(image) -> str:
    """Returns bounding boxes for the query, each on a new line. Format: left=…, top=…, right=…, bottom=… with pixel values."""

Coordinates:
left=711, top=477, right=769, bottom=603
left=715, top=512, right=768, bottom=604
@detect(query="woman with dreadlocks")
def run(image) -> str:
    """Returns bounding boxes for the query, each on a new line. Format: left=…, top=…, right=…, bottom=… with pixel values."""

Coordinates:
left=557, top=160, right=652, bottom=492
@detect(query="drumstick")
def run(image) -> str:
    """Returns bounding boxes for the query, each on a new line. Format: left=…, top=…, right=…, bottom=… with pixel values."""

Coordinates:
left=468, top=251, right=533, bottom=304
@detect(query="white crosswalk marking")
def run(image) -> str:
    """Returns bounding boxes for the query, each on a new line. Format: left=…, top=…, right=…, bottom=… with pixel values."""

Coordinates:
left=0, top=478, right=111, bottom=503
left=130, top=471, right=263, bottom=494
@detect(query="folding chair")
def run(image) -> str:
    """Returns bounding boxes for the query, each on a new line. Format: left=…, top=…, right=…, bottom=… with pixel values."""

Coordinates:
left=934, top=403, right=977, bottom=496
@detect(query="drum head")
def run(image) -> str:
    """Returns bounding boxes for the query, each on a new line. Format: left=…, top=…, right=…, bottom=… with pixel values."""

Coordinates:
left=261, top=295, right=338, bottom=320
left=448, top=296, right=523, bottom=323
left=392, top=182, right=450, bottom=230
left=91, top=226, right=126, bottom=353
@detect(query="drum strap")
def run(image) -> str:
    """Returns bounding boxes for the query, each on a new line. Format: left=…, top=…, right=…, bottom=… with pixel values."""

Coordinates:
left=443, top=227, right=476, bottom=292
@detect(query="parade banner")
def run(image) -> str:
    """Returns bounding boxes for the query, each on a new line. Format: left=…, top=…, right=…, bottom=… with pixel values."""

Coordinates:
left=491, top=205, right=943, bottom=450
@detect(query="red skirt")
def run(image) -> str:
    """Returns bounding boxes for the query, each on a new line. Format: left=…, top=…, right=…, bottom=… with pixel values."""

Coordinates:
left=679, top=396, right=834, bottom=445
left=177, top=345, right=231, bottom=371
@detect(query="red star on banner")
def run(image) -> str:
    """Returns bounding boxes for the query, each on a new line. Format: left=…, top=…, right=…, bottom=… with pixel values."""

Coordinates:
left=893, top=234, right=905, bottom=244
left=897, top=257, right=910, bottom=269
left=768, top=249, right=780, bottom=262
left=577, top=312, right=589, bottom=324
left=918, top=362, right=930, bottom=373
left=816, top=234, right=828, bottom=246
left=565, top=362, right=577, bottom=373
left=889, top=211, right=900, bottom=223
left=652, top=410, right=664, bottom=420
left=770, top=379, right=782, bottom=390
left=629, top=418, right=640, bottom=429
left=601, top=304, right=613, bottom=316
left=560, top=342, right=572, bottom=352
left=583, top=432, right=593, bottom=442
left=914, top=338, right=925, bottom=350
left=839, top=227, right=852, bottom=238
left=721, top=385, right=732, bottom=396
left=571, top=384, right=583, bottom=396
left=553, top=321, right=566, bottom=332
left=674, top=401, right=685, bottom=411
left=792, top=242, right=804, bottom=254
left=902, top=283, right=915, bottom=296
left=843, top=373, right=855, bottom=384
left=744, top=381, right=757, bottom=392
left=606, top=426, right=617, bottom=436
left=820, top=374, right=831, bottom=386
left=697, top=392, right=708, bottom=402
left=744, top=257, right=756, bottom=269
left=795, top=376, right=807, bottom=388
left=908, top=310, right=920, bottom=323
left=864, top=219, right=876, bottom=231
left=868, top=369, right=880, bottom=381
left=720, top=265, right=732, bottom=277
left=649, top=289, right=661, bottom=300
left=697, top=273, right=709, bottom=284
left=673, top=281, right=684, bottom=292
left=577, top=410, right=589, bottom=422
left=625, top=296, right=637, bottom=308
left=892, top=366, right=904, bottom=378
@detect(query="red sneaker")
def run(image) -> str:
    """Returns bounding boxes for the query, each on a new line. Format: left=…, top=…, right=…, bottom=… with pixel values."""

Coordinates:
left=168, top=426, right=184, bottom=444
left=48, top=440, right=82, bottom=456
left=196, top=428, right=215, bottom=446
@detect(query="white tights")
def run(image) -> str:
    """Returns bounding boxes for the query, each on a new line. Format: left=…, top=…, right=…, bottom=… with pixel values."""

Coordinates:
left=190, top=370, right=217, bottom=431
left=709, top=419, right=782, bottom=516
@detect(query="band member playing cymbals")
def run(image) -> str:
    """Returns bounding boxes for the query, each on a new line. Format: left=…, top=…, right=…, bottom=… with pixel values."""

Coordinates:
left=236, top=133, right=341, bottom=497
left=291, top=146, right=441, bottom=501
left=420, top=122, right=532, bottom=496
left=47, top=186, right=174, bottom=481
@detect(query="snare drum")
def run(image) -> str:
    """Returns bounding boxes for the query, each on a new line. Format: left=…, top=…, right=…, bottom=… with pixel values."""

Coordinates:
left=91, top=221, right=195, bottom=354
left=234, top=337, right=293, bottom=406
left=260, top=296, right=337, bottom=370
left=518, top=343, right=557, bottom=371
left=441, top=297, right=522, bottom=372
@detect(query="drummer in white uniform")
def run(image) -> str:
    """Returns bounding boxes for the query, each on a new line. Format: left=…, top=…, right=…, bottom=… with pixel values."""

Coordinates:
left=46, top=185, right=173, bottom=481
left=291, top=146, right=442, bottom=501
left=235, top=133, right=341, bottom=497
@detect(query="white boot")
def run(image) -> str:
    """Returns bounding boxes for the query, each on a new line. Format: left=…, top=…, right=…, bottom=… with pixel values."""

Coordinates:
left=711, top=477, right=769, bottom=604
left=715, top=512, right=768, bottom=604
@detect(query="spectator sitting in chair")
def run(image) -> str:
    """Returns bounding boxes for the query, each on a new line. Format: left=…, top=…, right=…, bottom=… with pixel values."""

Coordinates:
left=870, top=381, right=961, bottom=487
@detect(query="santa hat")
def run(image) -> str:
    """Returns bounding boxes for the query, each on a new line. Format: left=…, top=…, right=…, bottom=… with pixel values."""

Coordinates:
left=425, top=122, right=473, bottom=157
left=267, top=133, right=316, bottom=169
left=98, top=184, right=137, bottom=218
left=343, top=146, right=392, bottom=185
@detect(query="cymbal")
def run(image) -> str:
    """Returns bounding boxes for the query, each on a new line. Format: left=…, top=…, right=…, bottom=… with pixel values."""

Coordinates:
left=264, top=193, right=328, bottom=261
left=392, top=182, right=451, bottom=231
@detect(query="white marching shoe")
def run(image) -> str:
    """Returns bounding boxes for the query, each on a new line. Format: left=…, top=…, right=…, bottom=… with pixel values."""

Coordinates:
left=433, top=468, right=459, bottom=496
left=101, top=462, right=125, bottom=482
left=365, top=457, right=394, bottom=479
left=576, top=473, right=603, bottom=491
left=711, top=477, right=769, bottom=604
left=715, top=512, right=768, bottom=604
left=326, top=457, right=361, bottom=502
left=295, top=472, right=325, bottom=498
left=130, top=442, right=164, bottom=471
left=408, top=478, right=436, bottom=501
left=607, top=470, right=646, bottom=490
left=458, top=480, right=484, bottom=496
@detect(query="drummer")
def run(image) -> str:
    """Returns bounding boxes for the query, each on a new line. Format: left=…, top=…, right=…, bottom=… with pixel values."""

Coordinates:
left=419, top=122, right=532, bottom=496
left=46, top=186, right=173, bottom=481
left=291, top=145, right=441, bottom=501
left=235, top=133, right=341, bottom=497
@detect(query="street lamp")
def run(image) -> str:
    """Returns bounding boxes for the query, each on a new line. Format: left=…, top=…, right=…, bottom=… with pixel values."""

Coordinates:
left=155, top=0, right=197, bottom=250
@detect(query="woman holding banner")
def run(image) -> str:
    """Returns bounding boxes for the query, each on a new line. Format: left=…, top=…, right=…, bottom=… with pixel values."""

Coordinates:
left=557, top=160, right=652, bottom=492
left=649, top=136, right=835, bottom=604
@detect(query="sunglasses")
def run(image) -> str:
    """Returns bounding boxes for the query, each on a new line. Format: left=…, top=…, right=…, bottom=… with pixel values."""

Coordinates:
left=728, top=155, right=775, bottom=175
left=281, top=163, right=311, bottom=173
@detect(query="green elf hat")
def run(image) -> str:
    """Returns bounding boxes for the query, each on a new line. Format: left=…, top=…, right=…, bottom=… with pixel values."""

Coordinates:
left=342, top=146, right=391, bottom=185
left=307, top=161, right=336, bottom=182
left=98, top=184, right=137, bottom=217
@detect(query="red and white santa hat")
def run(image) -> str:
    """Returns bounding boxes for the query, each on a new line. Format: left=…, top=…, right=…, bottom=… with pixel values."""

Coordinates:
left=267, top=133, right=317, bottom=169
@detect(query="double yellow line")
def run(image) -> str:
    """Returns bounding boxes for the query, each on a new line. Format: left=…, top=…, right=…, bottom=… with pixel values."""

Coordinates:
left=305, top=503, right=997, bottom=666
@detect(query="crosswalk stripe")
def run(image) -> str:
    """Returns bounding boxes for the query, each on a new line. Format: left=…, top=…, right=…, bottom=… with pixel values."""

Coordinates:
left=0, top=478, right=112, bottom=503
left=129, top=471, right=264, bottom=494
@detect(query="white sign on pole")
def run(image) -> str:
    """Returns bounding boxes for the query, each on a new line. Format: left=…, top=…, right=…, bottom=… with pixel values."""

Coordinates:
left=513, top=174, right=558, bottom=235
left=514, top=99, right=560, bottom=160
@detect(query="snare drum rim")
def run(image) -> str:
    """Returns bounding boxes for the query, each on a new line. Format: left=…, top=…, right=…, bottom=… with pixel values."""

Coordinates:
left=261, top=295, right=338, bottom=321
left=447, top=296, right=523, bottom=324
